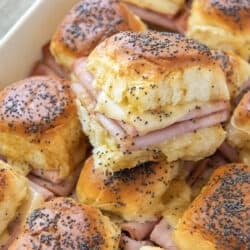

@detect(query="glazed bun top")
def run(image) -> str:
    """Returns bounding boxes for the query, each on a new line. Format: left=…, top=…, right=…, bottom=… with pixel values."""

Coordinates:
left=0, top=76, right=76, bottom=140
left=175, top=164, right=250, bottom=250
left=76, top=157, right=179, bottom=221
left=9, top=197, right=120, bottom=250
left=198, top=0, right=250, bottom=33
left=88, top=31, right=216, bottom=73
left=51, top=0, right=146, bottom=69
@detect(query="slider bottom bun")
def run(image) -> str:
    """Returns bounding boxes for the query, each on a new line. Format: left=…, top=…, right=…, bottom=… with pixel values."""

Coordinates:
left=174, top=164, right=249, bottom=250
left=9, top=197, right=120, bottom=250
left=76, top=157, right=179, bottom=222
left=77, top=100, right=226, bottom=172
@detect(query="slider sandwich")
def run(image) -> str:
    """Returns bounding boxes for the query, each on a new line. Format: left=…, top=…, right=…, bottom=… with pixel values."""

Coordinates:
left=73, top=31, right=230, bottom=172
left=123, top=0, right=189, bottom=33
left=174, top=163, right=249, bottom=250
left=0, top=161, right=49, bottom=249
left=50, top=0, right=146, bottom=71
left=187, top=0, right=250, bottom=61
left=9, top=197, right=120, bottom=250
left=0, top=76, right=88, bottom=196
left=76, top=156, right=191, bottom=249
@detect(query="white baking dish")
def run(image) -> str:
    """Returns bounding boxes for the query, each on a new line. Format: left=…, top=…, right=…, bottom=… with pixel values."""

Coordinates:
left=0, top=0, right=79, bottom=88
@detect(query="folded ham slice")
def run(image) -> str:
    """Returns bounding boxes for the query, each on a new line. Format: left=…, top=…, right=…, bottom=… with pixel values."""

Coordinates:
left=125, top=3, right=187, bottom=33
left=31, top=63, right=60, bottom=78
left=120, top=235, right=153, bottom=250
left=218, top=142, right=239, bottom=163
left=28, top=165, right=82, bottom=196
left=130, top=110, right=229, bottom=150
left=28, top=180, right=54, bottom=201
left=121, top=221, right=158, bottom=241
left=150, top=219, right=178, bottom=250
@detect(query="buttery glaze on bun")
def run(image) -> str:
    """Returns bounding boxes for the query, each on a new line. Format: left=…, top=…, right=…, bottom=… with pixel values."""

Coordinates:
left=9, top=197, right=120, bottom=250
left=227, top=91, right=250, bottom=165
left=0, top=76, right=87, bottom=179
left=75, top=31, right=229, bottom=171
left=50, top=0, right=146, bottom=70
left=0, top=161, right=28, bottom=239
left=212, top=50, right=250, bottom=100
left=174, top=164, right=250, bottom=250
left=187, top=0, right=250, bottom=61
left=76, top=156, right=179, bottom=221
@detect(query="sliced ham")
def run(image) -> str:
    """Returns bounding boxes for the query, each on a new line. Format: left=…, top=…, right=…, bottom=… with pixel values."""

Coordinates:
left=120, top=235, right=153, bottom=250
left=125, top=3, right=187, bottom=33
left=130, top=110, right=230, bottom=150
left=30, top=169, right=63, bottom=184
left=209, top=152, right=228, bottom=168
left=28, top=180, right=54, bottom=201
left=73, top=58, right=95, bottom=97
left=218, top=142, right=239, bottom=163
left=150, top=219, right=178, bottom=250
left=42, top=44, right=69, bottom=79
left=31, top=63, right=59, bottom=78
left=179, top=101, right=229, bottom=122
left=121, top=221, right=158, bottom=241
left=28, top=165, right=82, bottom=196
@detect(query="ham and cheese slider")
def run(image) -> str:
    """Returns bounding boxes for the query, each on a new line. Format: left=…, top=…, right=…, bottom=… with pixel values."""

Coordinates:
left=227, top=91, right=250, bottom=165
left=0, top=161, right=50, bottom=249
left=76, top=156, right=191, bottom=249
left=174, top=163, right=249, bottom=250
left=187, top=0, right=250, bottom=61
left=73, top=31, right=230, bottom=172
left=123, top=0, right=189, bottom=33
left=9, top=197, right=120, bottom=250
left=50, top=0, right=146, bottom=71
left=0, top=76, right=88, bottom=196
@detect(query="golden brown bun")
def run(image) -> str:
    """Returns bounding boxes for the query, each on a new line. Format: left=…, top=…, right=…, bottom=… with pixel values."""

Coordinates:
left=0, top=76, right=87, bottom=179
left=9, top=197, right=120, bottom=250
left=123, top=0, right=185, bottom=15
left=227, top=91, right=250, bottom=164
left=187, top=0, right=250, bottom=61
left=88, top=31, right=229, bottom=113
left=76, top=156, right=179, bottom=221
left=212, top=50, right=250, bottom=99
left=174, top=164, right=249, bottom=250
left=50, top=0, right=146, bottom=70
left=0, top=161, right=28, bottom=236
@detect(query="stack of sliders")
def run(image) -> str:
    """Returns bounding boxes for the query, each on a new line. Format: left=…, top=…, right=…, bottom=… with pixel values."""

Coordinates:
left=187, top=0, right=250, bottom=62
left=122, top=0, right=190, bottom=33
left=0, top=76, right=88, bottom=196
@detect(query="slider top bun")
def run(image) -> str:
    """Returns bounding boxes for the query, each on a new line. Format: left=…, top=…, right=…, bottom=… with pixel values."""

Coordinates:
left=0, top=76, right=87, bottom=179
left=174, top=164, right=249, bottom=250
left=187, top=0, right=250, bottom=61
left=9, top=197, right=120, bottom=250
left=212, top=50, right=250, bottom=100
left=50, top=0, right=146, bottom=70
left=76, top=156, right=179, bottom=221
left=0, top=161, right=28, bottom=236
left=88, top=31, right=229, bottom=113
left=123, top=0, right=185, bottom=16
